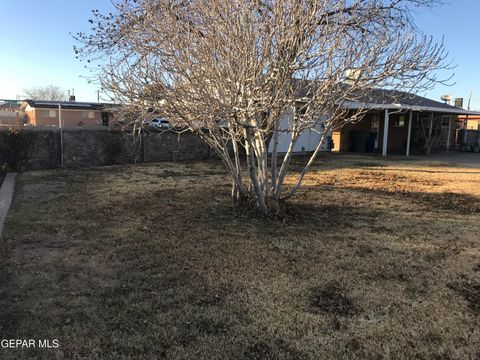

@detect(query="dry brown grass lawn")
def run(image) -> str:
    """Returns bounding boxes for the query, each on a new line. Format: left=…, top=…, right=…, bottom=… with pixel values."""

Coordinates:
left=0, top=154, right=479, bottom=359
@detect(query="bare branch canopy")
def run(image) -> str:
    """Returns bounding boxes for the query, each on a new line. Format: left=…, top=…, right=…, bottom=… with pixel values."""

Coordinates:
left=22, top=85, right=67, bottom=101
left=75, top=0, right=450, bottom=217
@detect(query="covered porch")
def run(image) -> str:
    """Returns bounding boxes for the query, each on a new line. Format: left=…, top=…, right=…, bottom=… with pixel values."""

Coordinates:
left=381, top=108, right=462, bottom=156
left=333, top=97, right=480, bottom=156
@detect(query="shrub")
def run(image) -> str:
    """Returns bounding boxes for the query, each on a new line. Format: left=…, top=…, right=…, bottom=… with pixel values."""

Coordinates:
left=0, top=129, right=38, bottom=171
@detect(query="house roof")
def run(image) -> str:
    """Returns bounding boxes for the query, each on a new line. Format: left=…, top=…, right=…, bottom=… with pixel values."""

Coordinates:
left=343, top=88, right=480, bottom=115
left=458, top=114, right=480, bottom=119
left=0, top=99, right=22, bottom=110
left=293, top=80, right=480, bottom=115
left=23, top=99, right=114, bottom=111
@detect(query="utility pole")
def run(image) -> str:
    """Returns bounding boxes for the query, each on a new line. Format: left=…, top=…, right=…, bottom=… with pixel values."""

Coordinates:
left=58, top=104, right=64, bottom=166
left=463, top=91, right=472, bottom=144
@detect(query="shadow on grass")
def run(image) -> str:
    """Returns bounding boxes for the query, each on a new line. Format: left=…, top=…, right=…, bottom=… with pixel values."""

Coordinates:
left=334, top=186, right=480, bottom=214
left=449, top=278, right=480, bottom=315
left=1, top=163, right=480, bottom=359
left=309, top=281, right=361, bottom=316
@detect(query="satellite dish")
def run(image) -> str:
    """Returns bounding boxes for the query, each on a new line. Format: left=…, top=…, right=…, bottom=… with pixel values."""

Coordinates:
left=345, top=68, right=361, bottom=83
left=440, top=94, right=452, bottom=104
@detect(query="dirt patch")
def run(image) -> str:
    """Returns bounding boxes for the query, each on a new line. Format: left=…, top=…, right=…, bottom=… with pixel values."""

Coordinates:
left=309, top=282, right=361, bottom=316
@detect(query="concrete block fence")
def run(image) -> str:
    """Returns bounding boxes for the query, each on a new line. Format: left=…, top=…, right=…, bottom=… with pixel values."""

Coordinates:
left=1, top=128, right=213, bottom=170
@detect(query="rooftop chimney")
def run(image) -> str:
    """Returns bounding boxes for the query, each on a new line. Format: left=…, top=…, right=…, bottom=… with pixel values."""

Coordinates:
left=69, top=88, right=75, bottom=102
left=454, top=97, right=463, bottom=108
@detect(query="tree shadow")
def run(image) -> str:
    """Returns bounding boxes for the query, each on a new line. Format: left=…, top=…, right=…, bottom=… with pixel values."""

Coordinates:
left=333, top=186, right=480, bottom=214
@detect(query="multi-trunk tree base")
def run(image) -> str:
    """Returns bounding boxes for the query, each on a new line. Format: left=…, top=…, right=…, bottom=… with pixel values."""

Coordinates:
left=232, top=191, right=287, bottom=219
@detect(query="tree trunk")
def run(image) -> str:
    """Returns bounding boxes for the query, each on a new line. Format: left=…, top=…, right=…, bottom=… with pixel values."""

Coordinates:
left=245, top=127, right=268, bottom=216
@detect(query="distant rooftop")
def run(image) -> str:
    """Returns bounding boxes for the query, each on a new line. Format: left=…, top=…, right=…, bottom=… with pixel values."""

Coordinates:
left=0, top=99, right=22, bottom=110
left=23, top=99, right=116, bottom=111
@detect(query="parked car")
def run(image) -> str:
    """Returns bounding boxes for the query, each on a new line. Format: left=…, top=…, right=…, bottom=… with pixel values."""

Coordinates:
left=144, top=117, right=171, bottom=129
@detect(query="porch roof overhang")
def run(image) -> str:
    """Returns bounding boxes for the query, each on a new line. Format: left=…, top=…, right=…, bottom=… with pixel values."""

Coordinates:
left=342, top=101, right=480, bottom=116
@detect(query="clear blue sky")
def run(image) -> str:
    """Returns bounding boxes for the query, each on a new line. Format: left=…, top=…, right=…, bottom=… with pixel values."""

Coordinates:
left=0, top=1, right=114, bottom=102
left=0, top=1, right=478, bottom=108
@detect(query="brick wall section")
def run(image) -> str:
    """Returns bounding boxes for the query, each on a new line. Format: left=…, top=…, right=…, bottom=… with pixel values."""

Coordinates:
left=3, top=129, right=212, bottom=170
left=26, top=108, right=115, bottom=127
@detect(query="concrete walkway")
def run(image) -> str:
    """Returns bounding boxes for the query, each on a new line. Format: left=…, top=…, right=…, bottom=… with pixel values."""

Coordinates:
left=0, top=173, right=17, bottom=237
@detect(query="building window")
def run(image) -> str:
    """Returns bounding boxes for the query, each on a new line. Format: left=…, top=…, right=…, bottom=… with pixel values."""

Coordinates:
left=394, top=115, right=406, bottom=127
left=82, top=111, right=95, bottom=119
left=46, top=110, right=56, bottom=118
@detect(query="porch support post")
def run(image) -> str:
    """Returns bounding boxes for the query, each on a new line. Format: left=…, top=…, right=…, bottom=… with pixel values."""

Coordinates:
left=463, top=115, right=469, bottom=143
left=406, top=110, right=413, bottom=157
left=427, top=112, right=434, bottom=155
left=58, top=104, right=64, bottom=166
left=382, top=109, right=389, bottom=156
left=429, top=112, right=434, bottom=137
left=446, top=114, right=452, bottom=150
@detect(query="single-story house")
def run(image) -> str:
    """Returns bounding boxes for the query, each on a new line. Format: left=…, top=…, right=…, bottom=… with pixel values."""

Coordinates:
left=334, top=89, right=480, bottom=155
left=0, top=100, right=25, bottom=126
left=457, top=114, right=480, bottom=131
left=23, top=99, right=115, bottom=127
left=270, top=88, right=480, bottom=156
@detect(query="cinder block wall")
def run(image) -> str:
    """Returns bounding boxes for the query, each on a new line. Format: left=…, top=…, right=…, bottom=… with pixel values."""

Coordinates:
left=5, top=129, right=213, bottom=170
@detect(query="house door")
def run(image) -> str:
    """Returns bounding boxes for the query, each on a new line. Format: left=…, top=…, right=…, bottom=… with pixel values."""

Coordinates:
left=101, top=112, right=109, bottom=126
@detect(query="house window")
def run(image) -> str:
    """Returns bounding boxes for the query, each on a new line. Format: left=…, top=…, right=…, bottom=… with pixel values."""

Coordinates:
left=46, top=110, right=56, bottom=118
left=394, top=115, right=406, bottom=127
left=82, top=111, right=95, bottom=119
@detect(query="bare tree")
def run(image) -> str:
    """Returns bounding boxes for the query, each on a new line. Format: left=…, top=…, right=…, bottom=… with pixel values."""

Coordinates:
left=22, top=85, right=67, bottom=101
left=75, top=0, right=449, bottom=217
